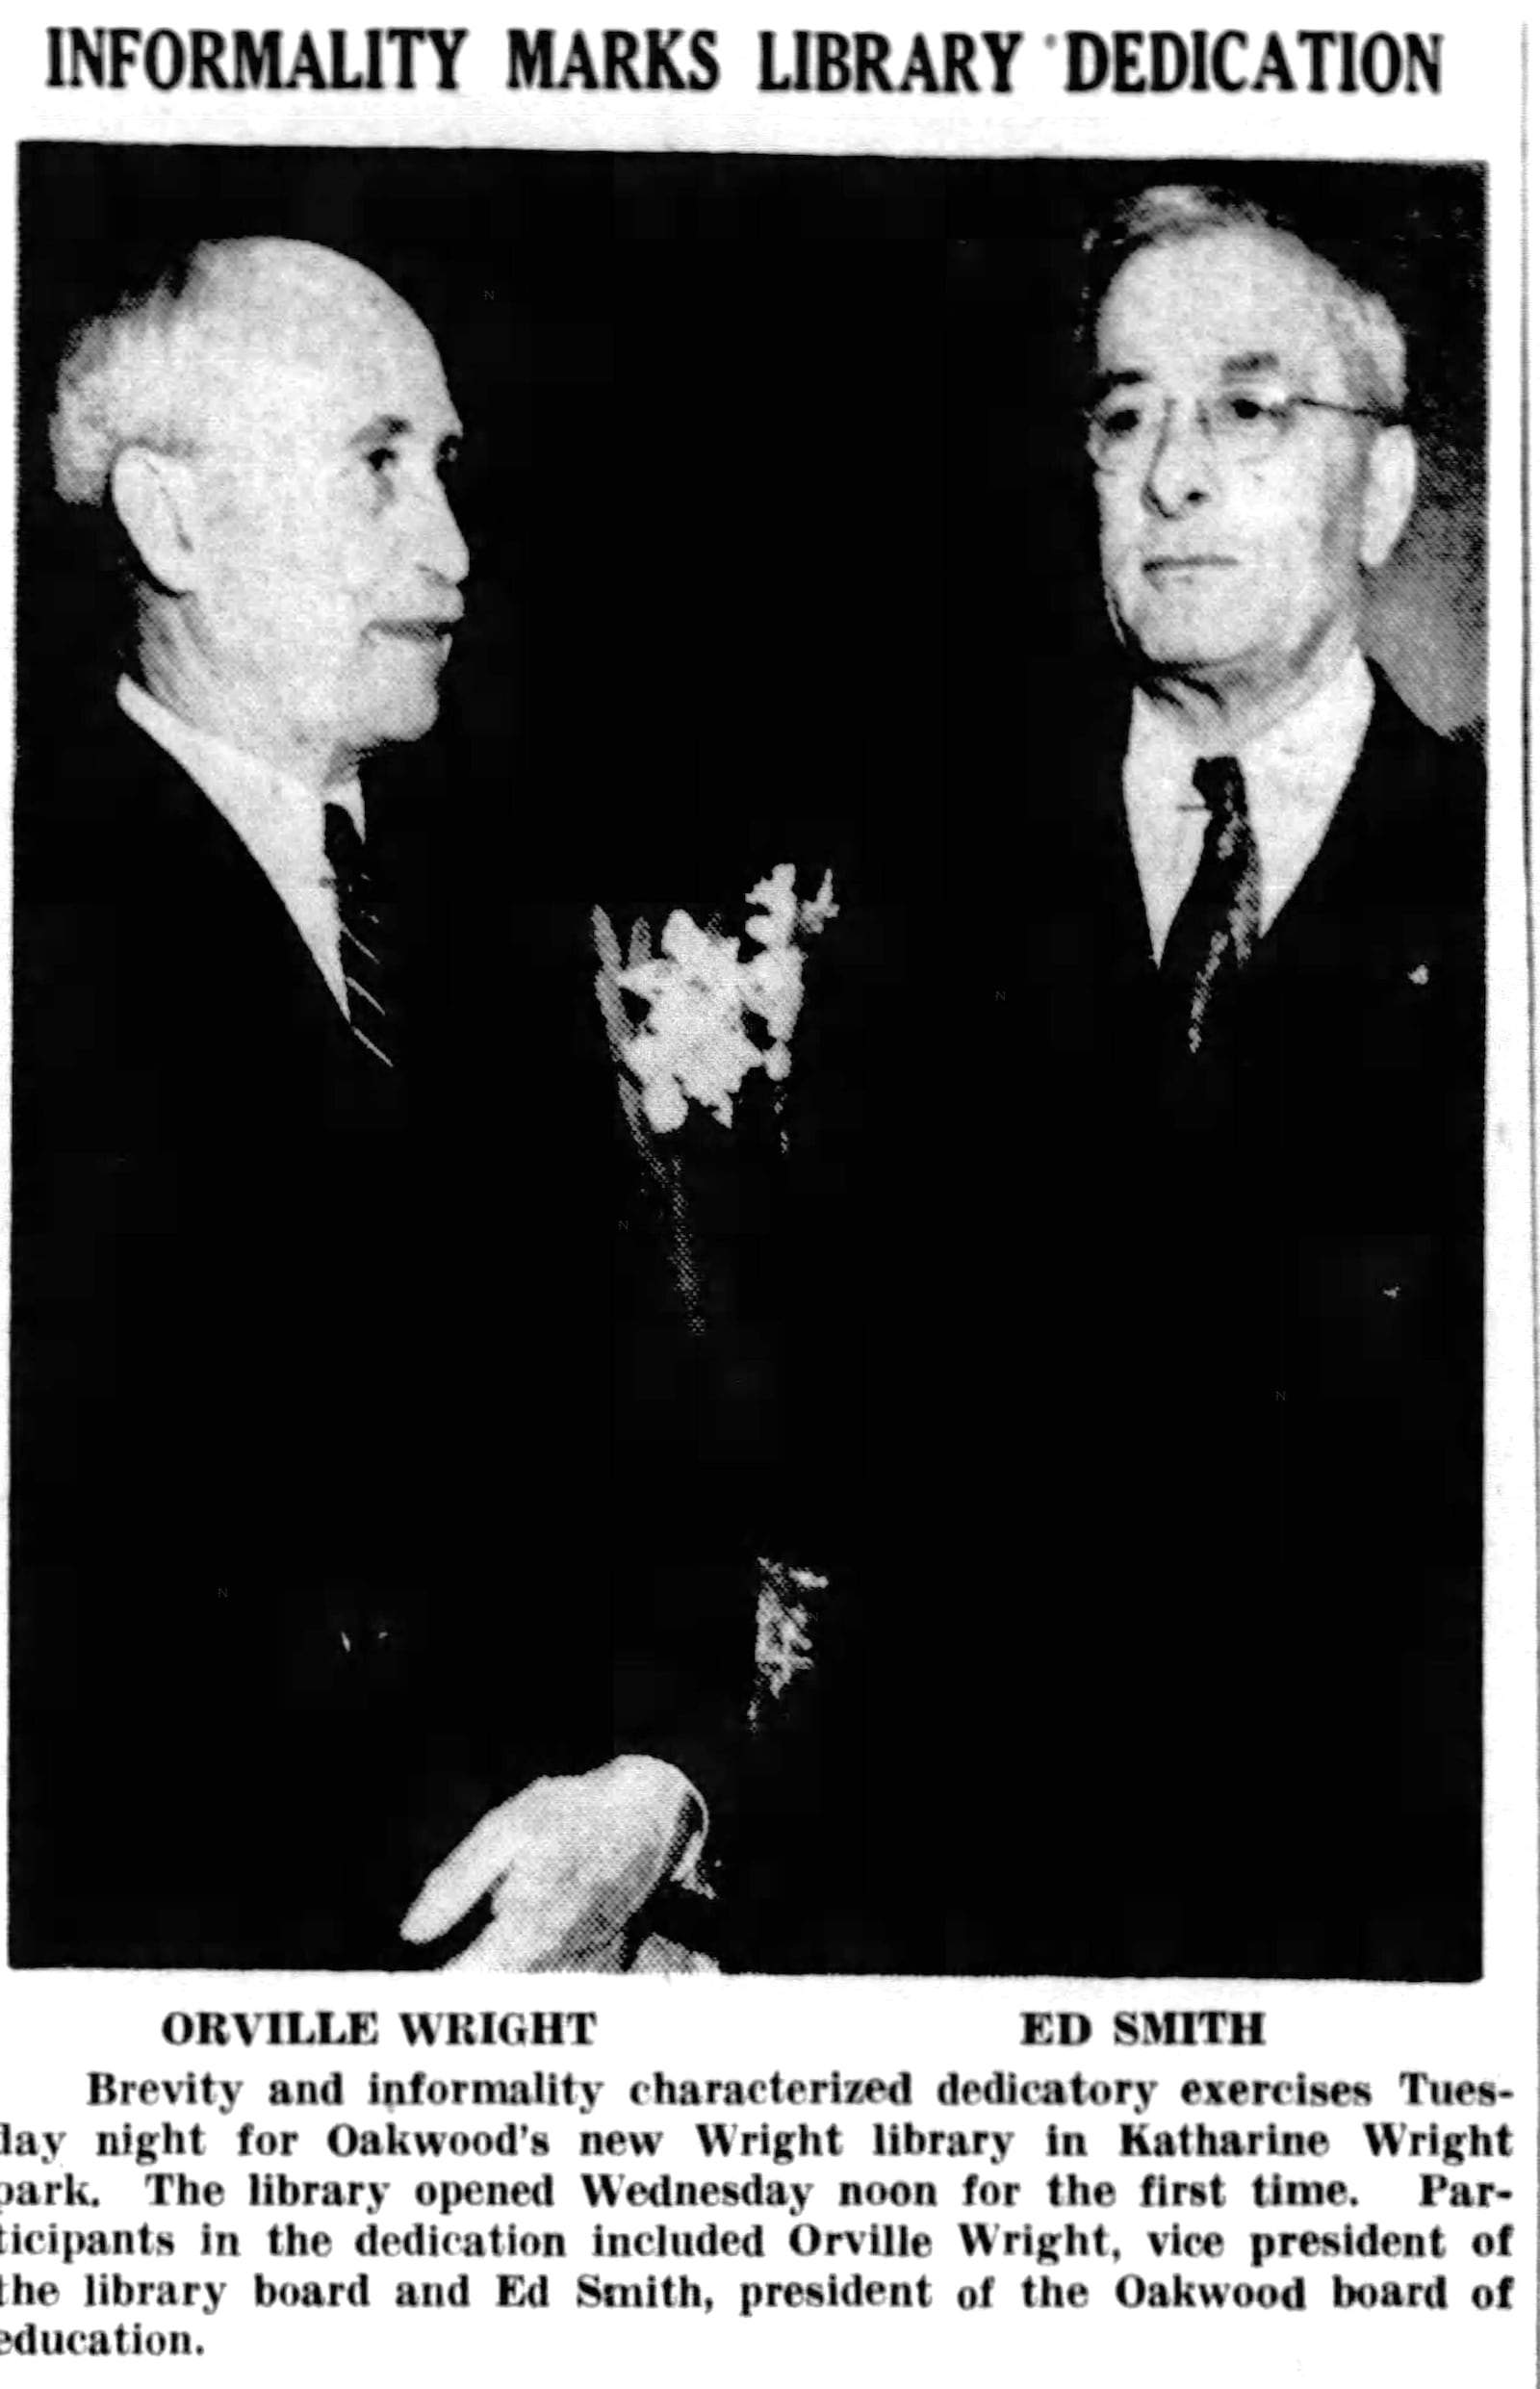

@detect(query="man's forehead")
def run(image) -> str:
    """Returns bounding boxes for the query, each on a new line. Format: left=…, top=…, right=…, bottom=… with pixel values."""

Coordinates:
left=207, top=295, right=458, bottom=446
left=1096, top=227, right=1342, bottom=380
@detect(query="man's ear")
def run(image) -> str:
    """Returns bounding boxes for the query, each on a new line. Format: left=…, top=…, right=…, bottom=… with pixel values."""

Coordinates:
left=110, top=447, right=203, bottom=594
left=1358, top=424, right=1417, bottom=572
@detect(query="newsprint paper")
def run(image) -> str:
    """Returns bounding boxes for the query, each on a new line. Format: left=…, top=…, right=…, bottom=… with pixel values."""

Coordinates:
left=0, top=1, right=1534, bottom=2382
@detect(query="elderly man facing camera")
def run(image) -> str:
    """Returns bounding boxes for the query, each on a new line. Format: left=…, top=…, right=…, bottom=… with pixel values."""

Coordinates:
left=746, top=187, right=1482, bottom=1979
left=1030, top=188, right=1483, bottom=1973
left=13, top=240, right=727, bottom=1968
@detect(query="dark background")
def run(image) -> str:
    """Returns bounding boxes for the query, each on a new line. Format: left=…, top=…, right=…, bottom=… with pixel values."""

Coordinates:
left=19, top=149, right=1485, bottom=922
left=13, top=149, right=1489, bottom=1975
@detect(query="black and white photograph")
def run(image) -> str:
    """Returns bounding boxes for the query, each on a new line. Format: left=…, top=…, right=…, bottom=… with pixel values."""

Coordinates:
left=10, top=143, right=1488, bottom=1983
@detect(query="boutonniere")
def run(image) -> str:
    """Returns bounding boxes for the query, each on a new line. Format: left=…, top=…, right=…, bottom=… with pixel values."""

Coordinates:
left=605, top=865, right=838, bottom=1136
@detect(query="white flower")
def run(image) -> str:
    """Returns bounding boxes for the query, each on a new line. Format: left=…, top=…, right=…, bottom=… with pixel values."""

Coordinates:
left=750, top=1555, right=833, bottom=1728
left=617, top=867, right=837, bottom=1133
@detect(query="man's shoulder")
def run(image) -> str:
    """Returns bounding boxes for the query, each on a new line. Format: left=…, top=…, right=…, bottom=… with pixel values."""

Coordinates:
left=20, top=681, right=228, bottom=892
left=1349, top=668, right=1485, bottom=900
left=24, top=677, right=176, bottom=780
left=1360, top=668, right=1484, bottom=791
left=17, top=683, right=354, bottom=1096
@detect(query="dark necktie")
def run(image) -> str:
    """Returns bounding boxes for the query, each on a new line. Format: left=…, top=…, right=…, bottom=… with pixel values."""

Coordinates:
left=323, top=803, right=398, bottom=1071
left=1160, top=754, right=1261, bottom=1059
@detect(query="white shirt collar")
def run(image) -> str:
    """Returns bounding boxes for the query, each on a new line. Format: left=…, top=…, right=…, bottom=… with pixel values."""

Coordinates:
left=1123, top=648, right=1375, bottom=960
left=117, top=677, right=362, bottom=1009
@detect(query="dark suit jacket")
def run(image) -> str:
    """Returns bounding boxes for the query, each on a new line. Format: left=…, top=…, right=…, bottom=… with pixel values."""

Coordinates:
left=11, top=690, right=754, bottom=1966
left=732, top=666, right=1483, bottom=1980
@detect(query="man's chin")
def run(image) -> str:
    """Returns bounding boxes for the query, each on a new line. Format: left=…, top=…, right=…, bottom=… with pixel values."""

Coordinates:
left=348, top=681, right=445, bottom=755
left=1118, top=618, right=1261, bottom=685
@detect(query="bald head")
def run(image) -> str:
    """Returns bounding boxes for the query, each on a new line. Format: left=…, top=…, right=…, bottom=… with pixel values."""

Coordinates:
left=52, top=237, right=470, bottom=788
left=52, top=239, right=429, bottom=507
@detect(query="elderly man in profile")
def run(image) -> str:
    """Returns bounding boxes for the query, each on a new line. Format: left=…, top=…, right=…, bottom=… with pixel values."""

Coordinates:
left=745, top=184, right=1483, bottom=1979
left=13, top=239, right=721, bottom=1969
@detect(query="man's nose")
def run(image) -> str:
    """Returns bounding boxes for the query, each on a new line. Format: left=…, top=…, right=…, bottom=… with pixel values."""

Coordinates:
left=416, top=476, right=471, bottom=586
left=1142, top=398, right=1218, bottom=517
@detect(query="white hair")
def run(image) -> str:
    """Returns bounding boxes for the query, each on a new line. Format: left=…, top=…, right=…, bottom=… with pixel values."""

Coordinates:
left=50, top=237, right=403, bottom=508
left=1089, top=184, right=1408, bottom=418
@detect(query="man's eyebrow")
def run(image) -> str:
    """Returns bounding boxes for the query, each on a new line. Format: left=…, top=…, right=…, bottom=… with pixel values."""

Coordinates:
left=1091, top=350, right=1288, bottom=397
left=346, top=412, right=464, bottom=457
left=348, top=413, right=412, bottom=452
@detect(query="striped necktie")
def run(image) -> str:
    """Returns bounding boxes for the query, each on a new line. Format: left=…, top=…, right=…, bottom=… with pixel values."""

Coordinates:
left=323, top=803, right=398, bottom=1070
left=1160, top=754, right=1261, bottom=1060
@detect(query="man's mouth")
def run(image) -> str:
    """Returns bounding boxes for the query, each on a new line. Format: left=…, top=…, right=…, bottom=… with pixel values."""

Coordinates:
left=368, top=615, right=462, bottom=644
left=1142, top=556, right=1237, bottom=580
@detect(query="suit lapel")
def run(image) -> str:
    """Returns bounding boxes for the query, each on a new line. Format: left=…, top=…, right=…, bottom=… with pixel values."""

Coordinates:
left=113, top=713, right=398, bottom=1121
left=1040, top=686, right=1161, bottom=1095
left=1242, top=674, right=1459, bottom=994
left=1074, top=670, right=1450, bottom=994
left=1055, top=681, right=1151, bottom=964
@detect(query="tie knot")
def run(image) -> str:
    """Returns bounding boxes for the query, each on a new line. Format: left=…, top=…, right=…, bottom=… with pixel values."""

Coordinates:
left=323, top=802, right=366, bottom=886
left=1192, top=753, right=1248, bottom=823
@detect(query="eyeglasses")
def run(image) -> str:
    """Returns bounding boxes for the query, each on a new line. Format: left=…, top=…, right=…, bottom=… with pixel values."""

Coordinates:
left=1085, top=385, right=1397, bottom=475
